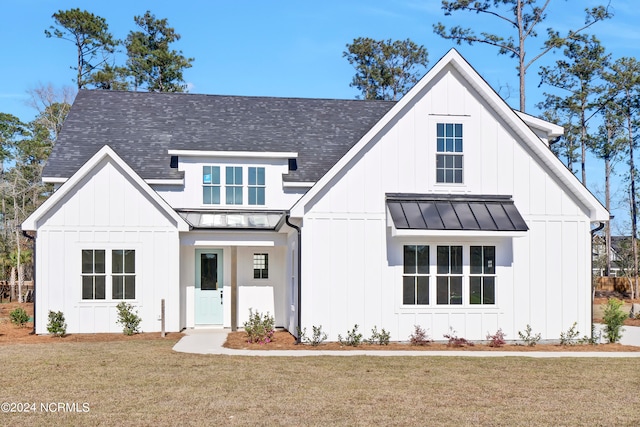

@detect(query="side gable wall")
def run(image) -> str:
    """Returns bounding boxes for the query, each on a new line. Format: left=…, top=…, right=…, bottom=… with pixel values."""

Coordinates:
left=34, top=158, right=181, bottom=334
left=299, top=65, right=592, bottom=341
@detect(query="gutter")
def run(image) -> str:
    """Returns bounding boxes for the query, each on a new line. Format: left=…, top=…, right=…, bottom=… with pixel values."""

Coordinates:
left=285, top=214, right=302, bottom=344
left=22, top=230, right=36, bottom=335
left=590, top=222, right=606, bottom=340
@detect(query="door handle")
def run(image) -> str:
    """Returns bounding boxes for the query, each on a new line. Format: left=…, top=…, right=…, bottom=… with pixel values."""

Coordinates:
left=220, top=290, right=223, bottom=304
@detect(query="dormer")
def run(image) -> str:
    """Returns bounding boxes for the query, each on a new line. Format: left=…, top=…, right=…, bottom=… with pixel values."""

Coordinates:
left=156, top=150, right=304, bottom=210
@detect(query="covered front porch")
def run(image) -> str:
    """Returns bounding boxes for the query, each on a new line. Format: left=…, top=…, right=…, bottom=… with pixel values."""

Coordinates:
left=177, top=211, right=297, bottom=332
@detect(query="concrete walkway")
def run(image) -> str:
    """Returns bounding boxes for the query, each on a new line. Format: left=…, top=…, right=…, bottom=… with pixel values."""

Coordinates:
left=173, top=325, right=640, bottom=358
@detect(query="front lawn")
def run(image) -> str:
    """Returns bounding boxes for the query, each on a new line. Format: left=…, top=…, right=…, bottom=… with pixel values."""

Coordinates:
left=1, top=340, right=639, bottom=425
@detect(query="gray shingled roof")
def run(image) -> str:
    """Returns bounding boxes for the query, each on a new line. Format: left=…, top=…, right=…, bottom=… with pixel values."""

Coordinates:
left=44, top=90, right=395, bottom=182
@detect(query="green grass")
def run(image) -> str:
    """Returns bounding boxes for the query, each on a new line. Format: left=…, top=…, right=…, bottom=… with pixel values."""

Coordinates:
left=2, top=340, right=640, bottom=425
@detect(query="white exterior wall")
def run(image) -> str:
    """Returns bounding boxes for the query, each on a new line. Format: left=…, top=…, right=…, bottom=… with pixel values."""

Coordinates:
left=156, top=155, right=302, bottom=209
left=179, top=231, right=289, bottom=329
left=299, top=66, right=594, bottom=342
left=34, top=159, right=181, bottom=334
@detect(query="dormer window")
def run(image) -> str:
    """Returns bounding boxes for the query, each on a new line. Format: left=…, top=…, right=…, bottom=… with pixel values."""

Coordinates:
left=436, top=123, right=463, bottom=183
left=248, top=167, right=265, bottom=205
left=203, top=166, right=221, bottom=204
left=225, top=167, right=243, bottom=205
left=202, top=165, right=266, bottom=206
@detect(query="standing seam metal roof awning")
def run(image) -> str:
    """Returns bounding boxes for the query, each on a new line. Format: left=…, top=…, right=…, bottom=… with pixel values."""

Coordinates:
left=386, top=194, right=528, bottom=232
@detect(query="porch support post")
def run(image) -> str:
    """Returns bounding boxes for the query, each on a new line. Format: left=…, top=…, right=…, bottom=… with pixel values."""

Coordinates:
left=231, top=246, right=238, bottom=331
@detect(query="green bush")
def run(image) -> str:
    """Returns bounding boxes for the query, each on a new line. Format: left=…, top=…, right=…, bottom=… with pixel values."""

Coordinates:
left=602, top=298, right=626, bottom=343
left=10, top=307, right=30, bottom=327
left=297, top=325, right=328, bottom=346
left=517, top=324, right=541, bottom=346
left=559, top=322, right=580, bottom=346
left=338, top=324, right=362, bottom=347
left=116, top=302, right=142, bottom=336
left=243, top=309, right=275, bottom=344
left=46, top=310, right=67, bottom=337
left=367, top=326, right=390, bottom=345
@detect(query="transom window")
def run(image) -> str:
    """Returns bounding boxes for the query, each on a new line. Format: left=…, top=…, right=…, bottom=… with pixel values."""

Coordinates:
left=81, top=249, right=135, bottom=300
left=253, top=253, right=269, bottom=279
left=436, top=123, right=463, bottom=183
left=470, top=246, right=495, bottom=304
left=403, top=245, right=429, bottom=305
left=225, top=166, right=243, bottom=205
left=248, top=167, right=265, bottom=205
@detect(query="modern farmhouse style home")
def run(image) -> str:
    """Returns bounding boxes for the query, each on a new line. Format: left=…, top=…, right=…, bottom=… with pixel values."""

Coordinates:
left=23, top=49, right=608, bottom=341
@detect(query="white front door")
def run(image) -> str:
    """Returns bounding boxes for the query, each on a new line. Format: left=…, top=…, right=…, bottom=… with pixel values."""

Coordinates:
left=195, top=249, right=223, bottom=325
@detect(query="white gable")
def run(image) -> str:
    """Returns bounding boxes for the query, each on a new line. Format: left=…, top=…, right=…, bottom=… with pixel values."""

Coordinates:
left=290, top=49, right=607, bottom=222
left=23, top=145, right=189, bottom=231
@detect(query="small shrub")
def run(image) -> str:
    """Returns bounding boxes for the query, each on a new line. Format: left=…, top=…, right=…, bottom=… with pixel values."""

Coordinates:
left=443, top=327, right=474, bottom=347
left=46, top=310, right=67, bottom=337
left=486, top=328, right=506, bottom=347
left=559, top=322, right=580, bottom=346
left=409, top=325, right=432, bottom=346
left=578, top=324, right=600, bottom=345
left=602, top=298, right=627, bottom=343
left=243, top=309, right=275, bottom=344
left=297, top=325, right=328, bottom=346
left=338, top=324, right=362, bottom=347
left=9, top=307, right=29, bottom=327
left=367, top=326, right=390, bottom=345
left=517, top=324, right=541, bottom=346
left=116, top=302, right=142, bottom=336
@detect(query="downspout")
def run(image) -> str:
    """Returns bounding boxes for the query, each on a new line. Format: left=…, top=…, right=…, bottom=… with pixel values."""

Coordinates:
left=285, top=214, right=302, bottom=344
left=590, top=222, right=605, bottom=340
left=22, top=230, right=36, bottom=335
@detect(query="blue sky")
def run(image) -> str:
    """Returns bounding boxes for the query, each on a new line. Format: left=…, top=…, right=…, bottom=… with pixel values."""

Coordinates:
left=1, top=0, right=640, bottom=228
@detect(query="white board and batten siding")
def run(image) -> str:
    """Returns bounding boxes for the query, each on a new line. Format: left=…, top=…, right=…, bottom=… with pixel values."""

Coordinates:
left=300, top=64, right=595, bottom=342
left=33, top=157, right=181, bottom=334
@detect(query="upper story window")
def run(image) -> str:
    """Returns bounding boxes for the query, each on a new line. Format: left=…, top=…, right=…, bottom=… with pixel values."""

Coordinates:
left=436, top=123, right=463, bottom=183
left=203, top=166, right=221, bottom=204
left=203, top=166, right=266, bottom=206
left=248, top=167, right=266, bottom=205
left=225, top=166, right=243, bottom=205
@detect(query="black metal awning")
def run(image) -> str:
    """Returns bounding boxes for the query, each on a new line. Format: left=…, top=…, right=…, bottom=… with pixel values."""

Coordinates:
left=386, top=194, right=528, bottom=232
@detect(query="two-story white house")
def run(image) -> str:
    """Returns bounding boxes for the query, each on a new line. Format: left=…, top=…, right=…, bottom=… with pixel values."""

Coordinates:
left=23, top=49, right=608, bottom=341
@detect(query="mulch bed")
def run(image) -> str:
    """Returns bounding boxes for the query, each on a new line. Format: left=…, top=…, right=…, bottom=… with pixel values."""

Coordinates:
left=3, top=300, right=639, bottom=350
left=224, top=330, right=640, bottom=352
left=0, top=302, right=182, bottom=345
